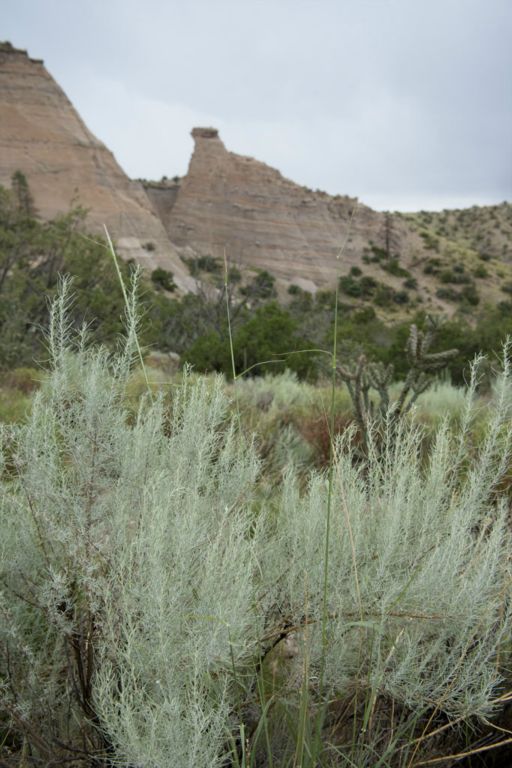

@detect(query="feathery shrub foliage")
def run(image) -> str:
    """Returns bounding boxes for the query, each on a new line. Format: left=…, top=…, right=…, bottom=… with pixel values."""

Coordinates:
left=268, top=405, right=512, bottom=719
left=2, top=283, right=512, bottom=765
left=0, top=281, right=263, bottom=765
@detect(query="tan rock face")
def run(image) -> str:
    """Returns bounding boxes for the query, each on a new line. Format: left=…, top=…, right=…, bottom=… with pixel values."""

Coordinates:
left=0, top=42, right=193, bottom=290
left=157, top=129, right=512, bottom=313
left=2, top=44, right=508, bottom=311
left=160, top=127, right=420, bottom=290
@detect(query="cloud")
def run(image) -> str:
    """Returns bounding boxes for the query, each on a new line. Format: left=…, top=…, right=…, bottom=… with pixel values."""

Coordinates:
left=66, top=77, right=223, bottom=179
left=3, top=0, right=512, bottom=210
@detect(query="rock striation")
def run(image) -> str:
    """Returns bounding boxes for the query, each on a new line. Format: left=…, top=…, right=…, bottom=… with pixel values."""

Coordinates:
left=152, top=127, right=421, bottom=291
left=1, top=43, right=509, bottom=309
left=0, top=42, right=193, bottom=290
left=148, top=129, right=511, bottom=310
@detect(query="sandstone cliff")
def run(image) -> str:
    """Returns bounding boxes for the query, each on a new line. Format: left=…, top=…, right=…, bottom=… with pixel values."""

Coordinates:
left=0, top=42, right=193, bottom=290
left=148, top=128, right=418, bottom=291
left=145, top=127, right=511, bottom=312
left=1, top=42, right=509, bottom=312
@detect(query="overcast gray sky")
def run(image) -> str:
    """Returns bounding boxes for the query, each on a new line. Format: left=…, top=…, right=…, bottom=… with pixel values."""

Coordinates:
left=3, top=0, right=511, bottom=211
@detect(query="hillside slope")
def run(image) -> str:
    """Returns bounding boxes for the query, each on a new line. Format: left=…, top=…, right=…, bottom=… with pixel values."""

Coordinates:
left=1, top=41, right=509, bottom=314
left=144, top=127, right=512, bottom=317
left=0, top=42, right=193, bottom=290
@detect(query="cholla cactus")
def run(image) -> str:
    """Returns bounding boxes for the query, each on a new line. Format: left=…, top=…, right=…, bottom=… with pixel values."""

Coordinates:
left=337, top=320, right=458, bottom=449
left=395, top=320, right=459, bottom=415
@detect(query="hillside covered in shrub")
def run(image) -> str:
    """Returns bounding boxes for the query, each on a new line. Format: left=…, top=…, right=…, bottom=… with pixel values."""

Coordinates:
left=1, top=173, right=512, bottom=389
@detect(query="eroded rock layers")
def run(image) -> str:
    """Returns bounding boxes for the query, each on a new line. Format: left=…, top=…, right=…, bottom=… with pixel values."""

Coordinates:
left=0, top=42, right=192, bottom=289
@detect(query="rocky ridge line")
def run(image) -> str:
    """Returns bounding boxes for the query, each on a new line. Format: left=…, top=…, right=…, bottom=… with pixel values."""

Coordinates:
left=0, top=42, right=193, bottom=291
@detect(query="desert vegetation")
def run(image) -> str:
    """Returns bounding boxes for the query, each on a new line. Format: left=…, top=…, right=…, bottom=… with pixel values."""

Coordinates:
left=2, top=175, right=512, bottom=766
left=2, top=271, right=512, bottom=766
left=2, top=176, right=512, bottom=388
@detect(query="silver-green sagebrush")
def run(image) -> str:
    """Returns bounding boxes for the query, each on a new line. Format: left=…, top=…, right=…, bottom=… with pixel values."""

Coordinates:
left=1, top=285, right=512, bottom=766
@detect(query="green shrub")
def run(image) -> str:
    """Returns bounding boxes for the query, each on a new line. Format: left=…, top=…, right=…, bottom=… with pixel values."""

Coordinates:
left=439, top=269, right=456, bottom=283
left=380, top=258, right=410, bottom=277
left=232, top=303, right=314, bottom=377
left=185, top=303, right=316, bottom=379
left=289, top=288, right=314, bottom=314
left=0, top=386, right=32, bottom=422
left=439, top=269, right=470, bottom=285
left=339, top=274, right=362, bottom=297
left=196, top=254, right=221, bottom=273
left=0, top=178, right=137, bottom=368
left=420, top=230, right=440, bottom=251
left=228, top=266, right=242, bottom=283
left=353, top=305, right=376, bottom=323
left=423, top=257, right=442, bottom=275
left=403, top=276, right=418, bottom=290
left=339, top=274, right=377, bottom=299
left=184, top=254, right=221, bottom=276
left=240, top=270, right=276, bottom=300
left=184, top=331, right=231, bottom=373
left=436, top=286, right=459, bottom=301
left=151, top=267, right=176, bottom=292
left=461, top=283, right=480, bottom=305
left=473, top=264, right=488, bottom=278
left=393, top=289, right=410, bottom=304
left=374, top=284, right=395, bottom=306
left=315, top=289, right=336, bottom=309
left=369, top=244, right=388, bottom=260
left=360, top=275, right=378, bottom=295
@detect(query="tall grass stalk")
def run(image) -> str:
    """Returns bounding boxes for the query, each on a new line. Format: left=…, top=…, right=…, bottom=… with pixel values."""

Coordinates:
left=224, top=248, right=238, bottom=383
left=103, top=224, right=152, bottom=397
left=220, top=216, right=358, bottom=765
left=312, top=208, right=358, bottom=765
